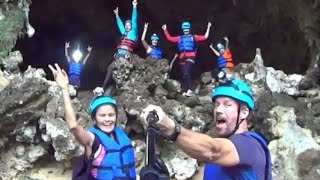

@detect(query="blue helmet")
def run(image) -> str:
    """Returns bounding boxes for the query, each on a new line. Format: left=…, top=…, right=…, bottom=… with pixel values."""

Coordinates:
left=181, top=22, right=191, bottom=30
left=212, top=78, right=254, bottom=109
left=151, top=33, right=159, bottom=41
left=217, top=43, right=225, bottom=50
left=89, top=95, right=117, bottom=114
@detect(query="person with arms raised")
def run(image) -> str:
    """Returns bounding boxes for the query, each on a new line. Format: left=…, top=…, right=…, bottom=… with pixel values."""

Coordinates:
left=49, top=63, right=136, bottom=180
left=162, top=21, right=211, bottom=97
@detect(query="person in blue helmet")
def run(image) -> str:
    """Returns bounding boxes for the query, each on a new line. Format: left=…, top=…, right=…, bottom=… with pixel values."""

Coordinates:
left=209, top=36, right=234, bottom=70
left=163, top=21, right=211, bottom=97
left=209, top=37, right=235, bottom=83
left=140, top=78, right=272, bottom=180
left=65, top=42, right=92, bottom=95
left=114, top=0, right=138, bottom=59
left=141, top=22, right=162, bottom=59
left=48, top=63, right=136, bottom=180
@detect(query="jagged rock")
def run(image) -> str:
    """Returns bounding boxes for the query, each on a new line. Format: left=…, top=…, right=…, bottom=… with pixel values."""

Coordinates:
left=163, top=145, right=198, bottom=180
left=267, top=106, right=320, bottom=180
left=23, top=66, right=46, bottom=79
left=0, top=77, right=49, bottom=114
left=298, top=89, right=319, bottom=98
left=316, top=136, right=320, bottom=145
left=297, top=149, right=320, bottom=179
left=0, top=69, right=10, bottom=91
left=45, top=90, right=63, bottom=117
left=113, top=56, right=134, bottom=87
left=250, top=92, right=312, bottom=140
left=116, top=57, right=169, bottom=118
left=16, top=159, right=71, bottom=180
left=132, top=139, right=146, bottom=167
left=0, top=135, right=8, bottom=149
left=265, top=67, right=303, bottom=96
left=244, top=48, right=267, bottom=83
left=14, top=125, right=37, bottom=143
left=1, top=51, right=23, bottom=74
left=235, top=53, right=270, bottom=101
left=0, top=77, right=49, bottom=137
left=242, top=49, right=304, bottom=98
left=299, top=40, right=320, bottom=90
left=200, top=72, right=212, bottom=85
left=0, top=144, right=47, bottom=179
left=176, top=95, right=200, bottom=108
left=38, top=115, right=82, bottom=161
left=299, top=73, right=317, bottom=90
left=46, top=81, right=91, bottom=126
left=113, top=56, right=212, bottom=133
left=154, top=85, right=168, bottom=103
left=195, top=95, right=211, bottom=111
left=311, top=101, right=320, bottom=117
left=161, top=100, right=209, bottom=132
left=164, top=79, right=181, bottom=98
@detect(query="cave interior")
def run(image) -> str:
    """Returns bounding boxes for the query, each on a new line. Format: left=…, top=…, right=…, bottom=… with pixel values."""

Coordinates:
left=14, top=0, right=310, bottom=90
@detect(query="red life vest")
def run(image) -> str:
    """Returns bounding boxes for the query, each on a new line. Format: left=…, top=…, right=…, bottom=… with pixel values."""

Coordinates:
left=117, top=36, right=136, bottom=53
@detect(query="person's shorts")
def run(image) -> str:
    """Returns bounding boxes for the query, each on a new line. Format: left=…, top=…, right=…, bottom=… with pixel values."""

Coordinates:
left=69, top=74, right=81, bottom=87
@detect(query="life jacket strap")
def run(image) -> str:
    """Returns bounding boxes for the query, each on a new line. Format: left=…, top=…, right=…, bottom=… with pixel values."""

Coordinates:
left=92, top=162, right=135, bottom=170
left=104, top=144, right=133, bottom=153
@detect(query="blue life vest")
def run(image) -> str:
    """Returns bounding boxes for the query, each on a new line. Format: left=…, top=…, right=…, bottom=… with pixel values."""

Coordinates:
left=87, top=125, right=136, bottom=180
left=217, top=55, right=227, bottom=69
left=203, top=131, right=272, bottom=180
left=69, top=60, right=83, bottom=76
left=177, top=34, right=195, bottom=52
left=148, top=46, right=162, bottom=59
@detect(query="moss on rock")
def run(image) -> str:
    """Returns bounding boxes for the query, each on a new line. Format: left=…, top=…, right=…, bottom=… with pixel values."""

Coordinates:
left=0, top=5, right=25, bottom=60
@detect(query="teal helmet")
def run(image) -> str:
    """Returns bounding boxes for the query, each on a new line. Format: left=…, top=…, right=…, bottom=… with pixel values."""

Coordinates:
left=151, top=33, right=159, bottom=41
left=181, top=21, right=191, bottom=30
left=89, top=95, right=117, bottom=114
left=217, top=43, right=225, bottom=50
left=212, top=78, right=254, bottom=109
left=125, top=20, right=132, bottom=24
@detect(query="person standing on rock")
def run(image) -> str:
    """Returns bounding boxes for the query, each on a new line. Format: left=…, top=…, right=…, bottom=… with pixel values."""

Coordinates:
left=96, top=0, right=138, bottom=95
left=141, top=22, right=163, bottom=59
left=209, top=36, right=234, bottom=83
left=162, top=21, right=212, bottom=97
left=114, top=0, right=138, bottom=59
left=48, top=63, right=136, bottom=180
left=65, top=41, right=92, bottom=96
left=140, top=78, right=272, bottom=180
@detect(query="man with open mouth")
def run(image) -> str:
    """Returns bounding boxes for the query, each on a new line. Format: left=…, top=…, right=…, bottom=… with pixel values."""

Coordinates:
left=140, top=77, right=272, bottom=180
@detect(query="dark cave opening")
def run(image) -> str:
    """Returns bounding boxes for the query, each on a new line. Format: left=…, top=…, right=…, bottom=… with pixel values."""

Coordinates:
left=14, top=0, right=310, bottom=90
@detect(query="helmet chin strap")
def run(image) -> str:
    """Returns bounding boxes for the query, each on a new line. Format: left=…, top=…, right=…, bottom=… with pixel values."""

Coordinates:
left=225, top=103, right=245, bottom=138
